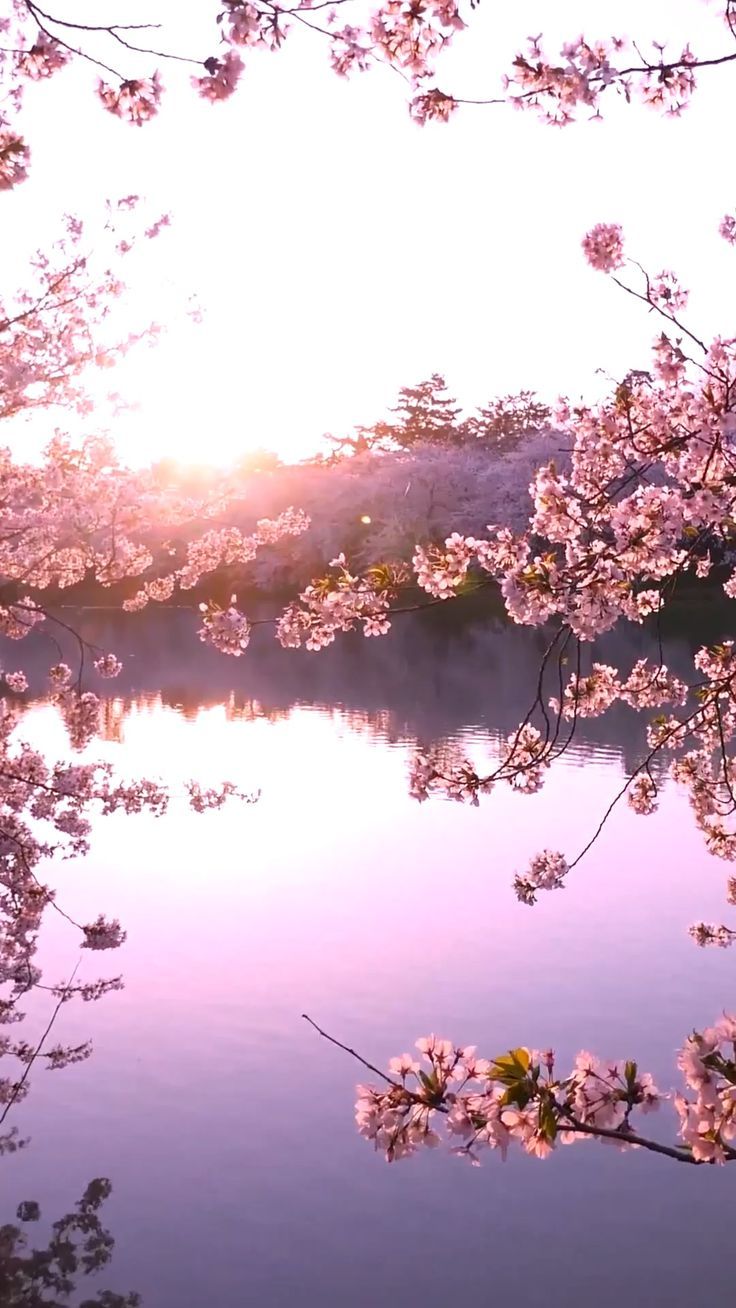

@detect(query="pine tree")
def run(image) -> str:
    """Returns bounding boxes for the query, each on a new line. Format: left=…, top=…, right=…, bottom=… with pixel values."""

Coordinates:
left=374, top=375, right=468, bottom=449
left=468, top=391, right=551, bottom=454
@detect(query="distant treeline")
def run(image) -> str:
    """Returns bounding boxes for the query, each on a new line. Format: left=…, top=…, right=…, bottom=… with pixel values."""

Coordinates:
left=25, top=378, right=723, bottom=608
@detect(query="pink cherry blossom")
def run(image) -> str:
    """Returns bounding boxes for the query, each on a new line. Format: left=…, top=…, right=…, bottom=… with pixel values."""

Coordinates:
left=0, top=1, right=734, bottom=190
left=81, top=916, right=127, bottom=951
left=0, top=132, right=29, bottom=191
left=582, top=222, right=625, bottom=272
left=97, top=75, right=163, bottom=125
left=3, top=671, right=28, bottom=693
left=93, top=654, right=122, bottom=679
left=341, top=1027, right=699, bottom=1167
left=409, top=88, right=458, bottom=125
left=16, top=33, right=68, bottom=81
left=198, top=601, right=251, bottom=656
left=194, top=51, right=245, bottom=102
left=514, top=850, right=569, bottom=905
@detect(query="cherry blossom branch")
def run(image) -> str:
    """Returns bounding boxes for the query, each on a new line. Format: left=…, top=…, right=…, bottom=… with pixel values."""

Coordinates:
left=24, top=7, right=126, bottom=80
left=22, top=4, right=161, bottom=34
left=524, top=1117, right=699, bottom=1164
left=307, top=1018, right=736, bottom=1165
left=611, top=264, right=708, bottom=356
left=32, top=0, right=204, bottom=72
left=6, top=1, right=736, bottom=191
left=565, top=685, right=731, bottom=875
left=302, top=1013, right=409, bottom=1091
left=0, top=960, right=80, bottom=1127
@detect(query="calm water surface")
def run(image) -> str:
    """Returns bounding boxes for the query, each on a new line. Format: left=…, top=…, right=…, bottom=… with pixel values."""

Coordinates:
left=2, top=609, right=734, bottom=1307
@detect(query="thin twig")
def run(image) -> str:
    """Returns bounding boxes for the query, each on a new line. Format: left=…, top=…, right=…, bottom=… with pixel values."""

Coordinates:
left=0, top=959, right=80, bottom=1126
left=302, top=1013, right=402, bottom=1090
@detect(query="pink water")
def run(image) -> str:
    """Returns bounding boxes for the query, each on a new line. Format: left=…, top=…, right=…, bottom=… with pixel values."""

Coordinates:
left=2, top=610, right=733, bottom=1306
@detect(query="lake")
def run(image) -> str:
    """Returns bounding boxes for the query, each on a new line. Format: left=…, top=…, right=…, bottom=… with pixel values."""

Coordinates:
left=1, top=605, right=733, bottom=1307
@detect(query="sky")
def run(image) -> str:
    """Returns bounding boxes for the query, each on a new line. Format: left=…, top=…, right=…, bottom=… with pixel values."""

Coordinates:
left=1, top=0, right=733, bottom=465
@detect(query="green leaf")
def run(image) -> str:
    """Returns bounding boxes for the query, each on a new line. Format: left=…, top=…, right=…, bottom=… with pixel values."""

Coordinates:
left=491, top=1048, right=531, bottom=1085
left=539, top=1100, right=558, bottom=1142
left=418, top=1069, right=438, bottom=1095
left=501, top=1083, right=532, bottom=1110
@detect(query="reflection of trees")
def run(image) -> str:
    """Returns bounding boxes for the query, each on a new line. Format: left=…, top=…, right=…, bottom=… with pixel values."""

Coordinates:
left=99, top=698, right=127, bottom=744
left=0, top=1179, right=139, bottom=1306
left=99, top=691, right=292, bottom=733
left=5, top=605, right=712, bottom=777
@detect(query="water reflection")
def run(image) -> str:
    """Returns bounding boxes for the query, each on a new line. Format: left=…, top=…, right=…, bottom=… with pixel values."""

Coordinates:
left=8, top=603, right=717, bottom=767
left=0, top=1179, right=137, bottom=1306
left=1, top=609, right=734, bottom=1308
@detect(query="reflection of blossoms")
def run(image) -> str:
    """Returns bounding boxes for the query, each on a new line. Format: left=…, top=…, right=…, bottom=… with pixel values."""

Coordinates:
left=0, top=1177, right=137, bottom=1302
left=689, top=922, right=735, bottom=949
left=186, top=781, right=257, bottom=812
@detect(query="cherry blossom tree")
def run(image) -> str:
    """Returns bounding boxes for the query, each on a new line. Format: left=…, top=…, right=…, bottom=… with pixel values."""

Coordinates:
left=266, top=220, right=736, bottom=928
left=0, top=197, right=165, bottom=425
left=0, top=440, right=305, bottom=1149
left=228, top=428, right=561, bottom=591
left=2, top=0, right=736, bottom=1175
left=366, top=375, right=468, bottom=449
left=2, top=0, right=736, bottom=186
left=8, top=213, right=736, bottom=1170
left=0, top=204, right=313, bottom=1148
left=276, top=218, right=736, bottom=1167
